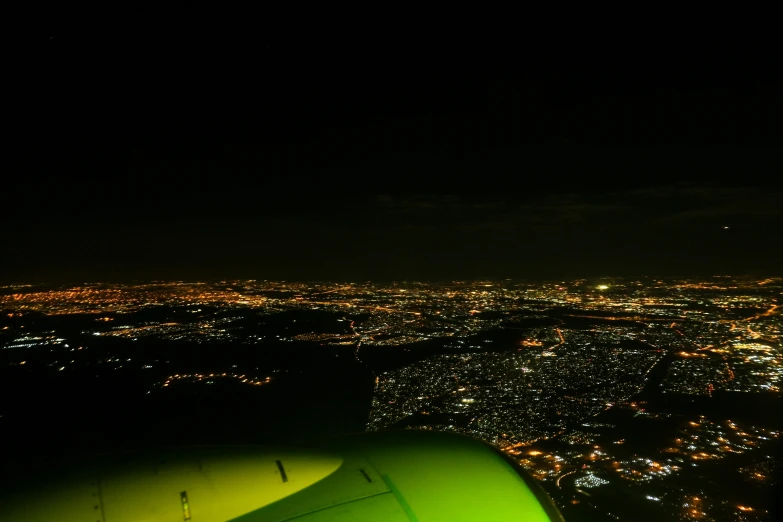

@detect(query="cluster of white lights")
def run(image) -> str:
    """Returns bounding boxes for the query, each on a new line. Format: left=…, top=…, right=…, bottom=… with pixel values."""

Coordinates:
left=574, top=473, right=610, bottom=488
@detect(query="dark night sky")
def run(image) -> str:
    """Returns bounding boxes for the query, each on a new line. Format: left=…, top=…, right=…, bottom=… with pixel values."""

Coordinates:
left=6, top=7, right=782, bottom=283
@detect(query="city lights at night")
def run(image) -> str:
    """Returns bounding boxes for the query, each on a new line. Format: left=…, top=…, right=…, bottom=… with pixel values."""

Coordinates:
left=3, top=9, right=781, bottom=522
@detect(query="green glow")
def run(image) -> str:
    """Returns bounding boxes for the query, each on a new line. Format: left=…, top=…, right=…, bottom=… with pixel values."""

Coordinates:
left=0, top=432, right=562, bottom=522
left=337, top=431, right=558, bottom=522
left=238, top=430, right=561, bottom=521
left=381, top=474, right=419, bottom=522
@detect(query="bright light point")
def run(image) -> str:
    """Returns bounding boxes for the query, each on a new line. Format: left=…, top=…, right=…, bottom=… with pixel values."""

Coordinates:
left=597, top=285, right=609, bottom=290
left=723, top=226, right=730, bottom=229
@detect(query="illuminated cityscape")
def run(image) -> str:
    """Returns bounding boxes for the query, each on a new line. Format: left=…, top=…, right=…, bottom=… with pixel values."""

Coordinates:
left=1, top=276, right=780, bottom=522
left=9, top=16, right=783, bottom=521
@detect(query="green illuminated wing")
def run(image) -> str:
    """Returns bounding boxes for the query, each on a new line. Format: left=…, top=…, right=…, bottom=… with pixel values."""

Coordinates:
left=227, top=431, right=563, bottom=521
left=0, top=431, right=563, bottom=522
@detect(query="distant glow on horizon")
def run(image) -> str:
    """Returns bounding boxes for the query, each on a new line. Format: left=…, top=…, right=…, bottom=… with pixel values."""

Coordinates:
left=597, top=285, right=609, bottom=290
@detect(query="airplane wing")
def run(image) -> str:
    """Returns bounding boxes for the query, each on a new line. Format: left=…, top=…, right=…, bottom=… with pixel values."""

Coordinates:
left=0, top=430, right=563, bottom=522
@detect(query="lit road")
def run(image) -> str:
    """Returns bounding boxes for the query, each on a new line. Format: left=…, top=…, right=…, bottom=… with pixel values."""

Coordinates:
left=742, top=303, right=779, bottom=322
left=556, top=470, right=577, bottom=489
